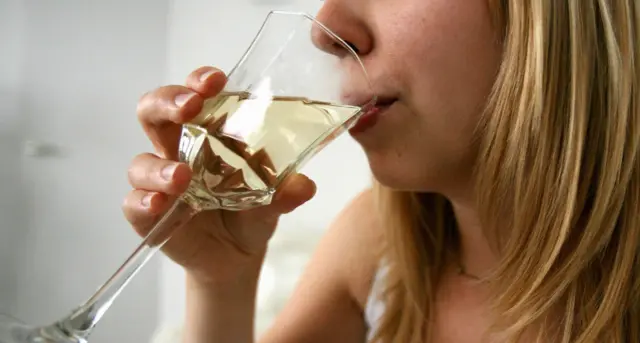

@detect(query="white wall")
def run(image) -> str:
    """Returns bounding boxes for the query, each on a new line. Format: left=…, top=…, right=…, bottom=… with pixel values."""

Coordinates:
left=159, top=0, right=372, bottom=337
left=0, top=1, right=170, bottom=342
left=0, top=0, right=28, bottom=318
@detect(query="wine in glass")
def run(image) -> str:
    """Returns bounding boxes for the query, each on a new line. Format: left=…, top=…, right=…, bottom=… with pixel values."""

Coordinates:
left=0, top=10, right=376, bottom=343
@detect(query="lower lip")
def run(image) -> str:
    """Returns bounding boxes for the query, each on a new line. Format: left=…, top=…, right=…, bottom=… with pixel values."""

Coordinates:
left=348, top=103, right=392, bottom=135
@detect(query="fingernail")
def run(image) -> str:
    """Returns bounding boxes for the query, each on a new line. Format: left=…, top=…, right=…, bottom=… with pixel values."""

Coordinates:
left=199, top=69, right=218, bottom=82
left=161, top=164, right=177, bottom=181
left=174, top=92, right=196, bottom=108
left=141, top=194, right=153, bottom=208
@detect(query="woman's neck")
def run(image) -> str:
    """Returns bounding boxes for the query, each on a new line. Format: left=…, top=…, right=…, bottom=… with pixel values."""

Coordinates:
left=449, top=199, right=497, bottom=279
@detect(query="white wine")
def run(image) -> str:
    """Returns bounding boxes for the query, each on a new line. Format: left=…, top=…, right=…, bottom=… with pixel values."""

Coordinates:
left=178, top=91, right=361, bottom=210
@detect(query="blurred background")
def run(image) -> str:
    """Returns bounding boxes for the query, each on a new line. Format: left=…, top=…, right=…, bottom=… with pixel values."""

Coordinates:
left=0, top=0, right=371, bottom=342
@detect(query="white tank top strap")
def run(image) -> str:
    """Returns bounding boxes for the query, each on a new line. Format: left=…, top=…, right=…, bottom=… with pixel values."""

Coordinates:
left=364, top=262, right=388, bottom=342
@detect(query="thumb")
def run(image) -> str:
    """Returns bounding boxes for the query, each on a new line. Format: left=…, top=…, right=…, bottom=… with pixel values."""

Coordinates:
left=270, top=173, right=317, bottom=214
left=223, top=173, right=316, bottom=251
left=235, top=173, right=316, bottom=227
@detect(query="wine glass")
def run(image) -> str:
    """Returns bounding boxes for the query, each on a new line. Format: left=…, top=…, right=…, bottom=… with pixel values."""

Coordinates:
left=0, top=10, right=376, bottom=343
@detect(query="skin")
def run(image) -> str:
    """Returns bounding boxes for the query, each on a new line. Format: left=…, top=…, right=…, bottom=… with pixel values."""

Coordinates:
left=123, top=0, right=503, bottom=342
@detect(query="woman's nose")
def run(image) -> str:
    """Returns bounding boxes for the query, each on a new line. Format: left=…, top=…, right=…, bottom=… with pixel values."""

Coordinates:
left=311, top=1, right=373, bottom=57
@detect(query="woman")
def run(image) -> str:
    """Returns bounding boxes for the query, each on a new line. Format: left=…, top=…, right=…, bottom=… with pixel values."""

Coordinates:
left=123, top=0, right=639, bottom=342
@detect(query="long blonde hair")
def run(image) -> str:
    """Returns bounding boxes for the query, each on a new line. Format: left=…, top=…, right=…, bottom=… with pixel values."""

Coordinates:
left=371, top=0, right=639, bottom=342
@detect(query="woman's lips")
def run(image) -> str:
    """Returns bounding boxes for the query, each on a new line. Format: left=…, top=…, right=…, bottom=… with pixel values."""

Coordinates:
left=348, top=100, right=395, bottom=135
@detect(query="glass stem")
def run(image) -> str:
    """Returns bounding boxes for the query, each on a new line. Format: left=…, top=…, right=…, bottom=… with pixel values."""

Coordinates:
left=51, top=198, right=198, bottom=340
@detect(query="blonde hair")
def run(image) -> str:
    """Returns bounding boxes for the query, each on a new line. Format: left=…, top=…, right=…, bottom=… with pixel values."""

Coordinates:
left=371, top=0, right=639, bottom=342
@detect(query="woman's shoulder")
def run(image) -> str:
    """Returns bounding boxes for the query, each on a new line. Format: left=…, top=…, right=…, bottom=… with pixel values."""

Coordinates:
left=323, top=188, right=385, bottom=309
left=256, top=189, right=386, bottom=342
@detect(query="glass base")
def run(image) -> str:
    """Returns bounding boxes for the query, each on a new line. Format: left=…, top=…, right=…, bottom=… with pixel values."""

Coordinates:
left=0, top=315, right=85, bottom=343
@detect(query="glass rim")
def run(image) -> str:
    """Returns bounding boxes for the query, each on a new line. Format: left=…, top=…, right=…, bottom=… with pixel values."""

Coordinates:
left=227, top=10, right=378, bottom=109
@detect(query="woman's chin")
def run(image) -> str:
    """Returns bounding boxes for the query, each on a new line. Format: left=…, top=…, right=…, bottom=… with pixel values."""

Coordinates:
left=366, top=155, right=451, bottom=193
left=367, top=159, right=421, bottom=192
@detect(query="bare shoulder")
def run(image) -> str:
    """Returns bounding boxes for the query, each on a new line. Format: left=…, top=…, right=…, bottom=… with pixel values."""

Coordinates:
left=259, top=188, right=384, bottom=343
left=285, top=187, right=385, bottom=310
left=321, top=188, right=385, bottom=307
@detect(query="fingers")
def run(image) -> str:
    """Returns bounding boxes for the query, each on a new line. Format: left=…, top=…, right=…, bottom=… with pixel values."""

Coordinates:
left=136, top=66, right=227, bottom=158
left=185, top=66, right=227, bottom=96
left=125, top=152, right=192, bottom=238
left=122, top=190, right=171, bottom=237
left=137, top=85, right=203, bottom=127
left=137, top=67, right=227, bottom=126
left=127, top=153, right=192, bottom=195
